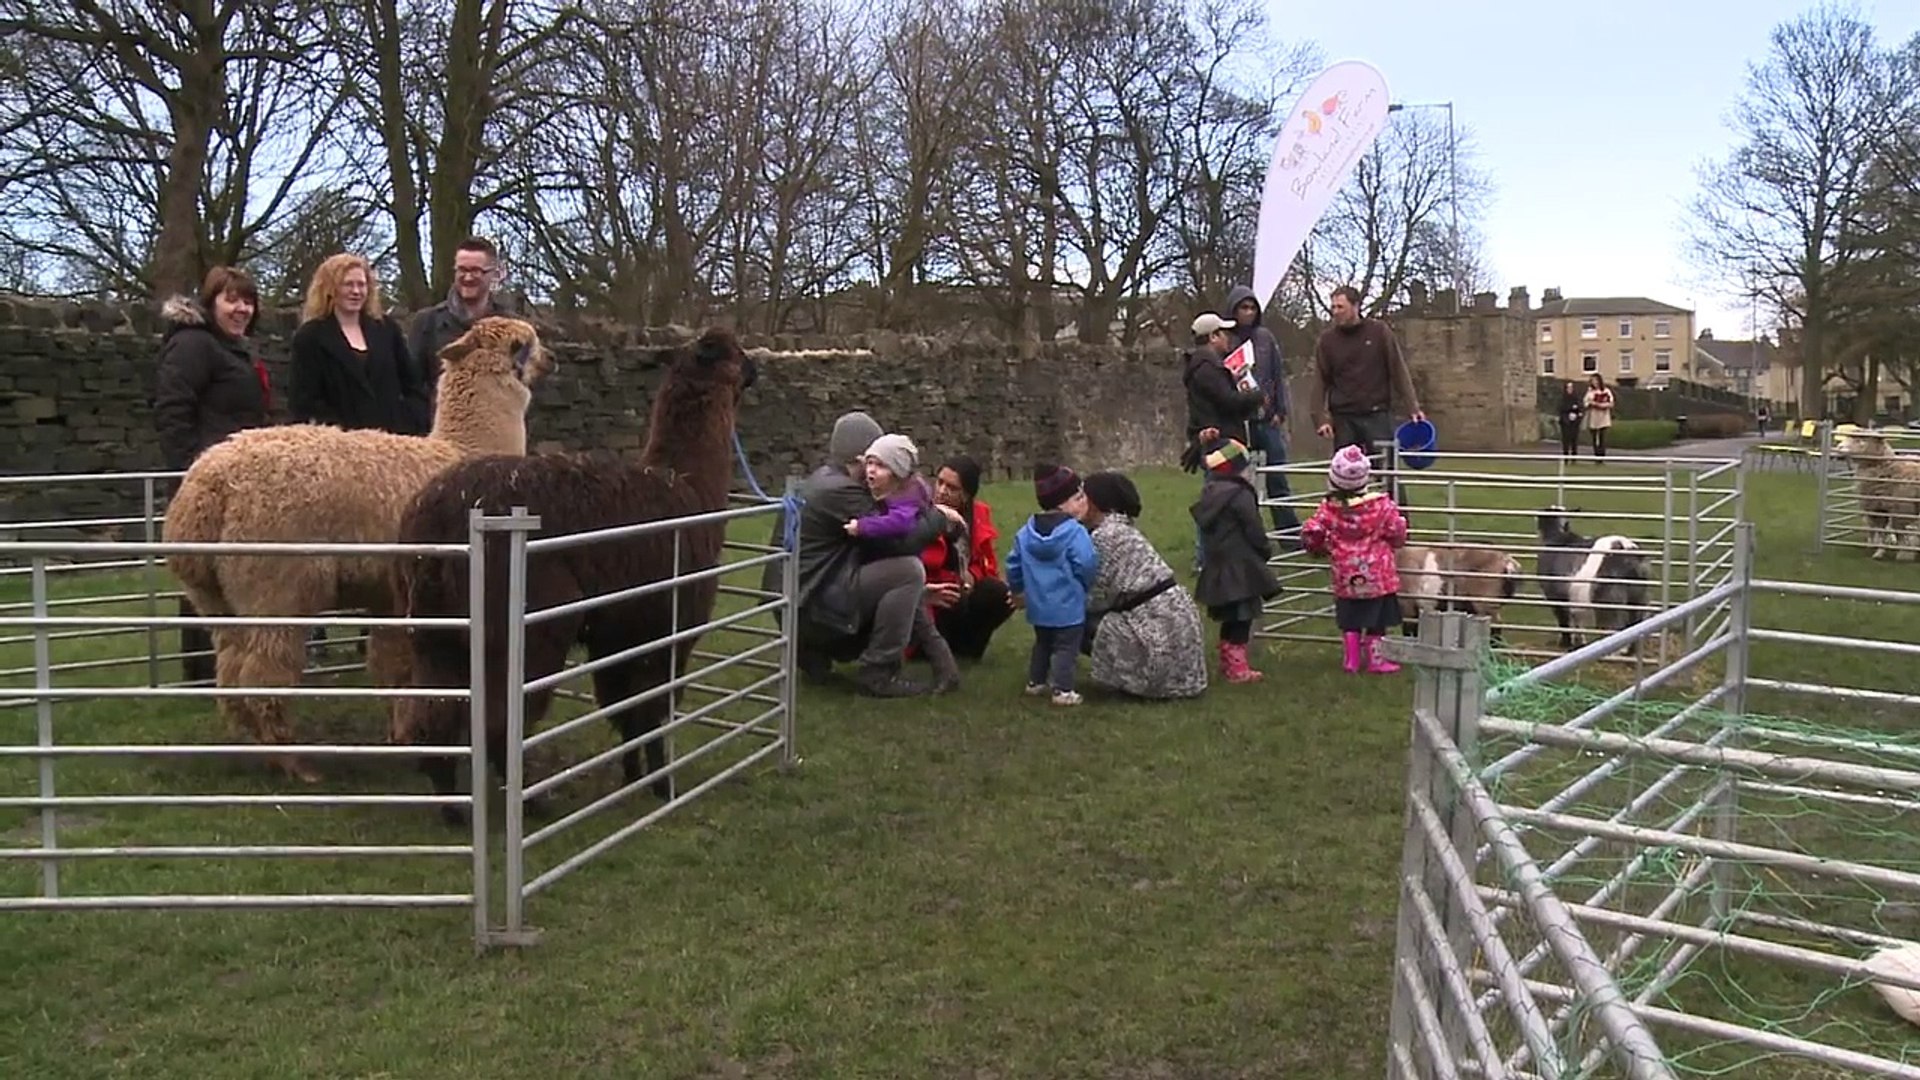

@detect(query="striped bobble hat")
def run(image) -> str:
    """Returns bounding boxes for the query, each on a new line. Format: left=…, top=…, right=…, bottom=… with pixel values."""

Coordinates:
left=1204, top=438, right=1251, bottom=474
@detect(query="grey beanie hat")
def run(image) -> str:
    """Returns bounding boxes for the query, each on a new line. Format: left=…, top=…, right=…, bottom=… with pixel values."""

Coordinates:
left=829, top=411, right=883, bottom=462
left=864, top=433, right=919, bottom=480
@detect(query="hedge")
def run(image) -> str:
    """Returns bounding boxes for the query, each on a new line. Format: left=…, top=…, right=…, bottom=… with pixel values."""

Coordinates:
left=1605, top=419, right=1678, bottom=450
left=1682, top=412, right=1753, bottom=439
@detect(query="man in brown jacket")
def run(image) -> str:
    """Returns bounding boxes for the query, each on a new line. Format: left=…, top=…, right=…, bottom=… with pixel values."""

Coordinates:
left=1311, top=285, right=1425, bottom=454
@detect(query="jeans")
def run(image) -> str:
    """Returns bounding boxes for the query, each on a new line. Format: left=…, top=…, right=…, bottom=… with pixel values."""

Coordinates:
left=1250, top=419, right=1302, bottom=534
left=1027, top=623, right=1085, bottom=692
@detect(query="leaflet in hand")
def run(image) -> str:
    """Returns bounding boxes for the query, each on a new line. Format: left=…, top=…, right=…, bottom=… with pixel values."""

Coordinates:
left=1222, top=339, right=1260, bottom=393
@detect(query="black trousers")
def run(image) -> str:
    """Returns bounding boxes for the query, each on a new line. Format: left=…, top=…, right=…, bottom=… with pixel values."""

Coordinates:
left=177, top=596, right=215, bottom=683
left=1331, top=409, right=1410, bottom=505
left=933, top=576, right=1013, bottom=660
left=1559, top=420, right=1580, bottom=457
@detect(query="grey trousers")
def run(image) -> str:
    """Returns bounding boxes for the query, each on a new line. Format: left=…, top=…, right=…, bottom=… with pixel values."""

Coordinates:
left=852, top=555, right=938, bottom=667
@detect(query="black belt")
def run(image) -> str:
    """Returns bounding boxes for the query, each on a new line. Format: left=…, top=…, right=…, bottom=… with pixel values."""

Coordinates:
left=1103, top=576, right=1178, bottom=616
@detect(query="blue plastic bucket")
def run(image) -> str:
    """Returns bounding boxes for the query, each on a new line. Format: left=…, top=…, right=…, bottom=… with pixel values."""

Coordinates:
left=1395, top=419, right=1438, bottom=470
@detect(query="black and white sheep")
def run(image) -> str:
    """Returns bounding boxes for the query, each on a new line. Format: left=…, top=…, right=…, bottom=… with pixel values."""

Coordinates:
left=1833, top=431, right=1920, bottom=561
left=1535, top=505, right=1654, bottom=653
left=1396, top=544, right=1524, bottom=645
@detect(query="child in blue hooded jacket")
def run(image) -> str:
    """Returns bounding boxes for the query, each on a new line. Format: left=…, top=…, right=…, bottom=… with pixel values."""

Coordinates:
left=1006, top=463, right=1100, bottom=706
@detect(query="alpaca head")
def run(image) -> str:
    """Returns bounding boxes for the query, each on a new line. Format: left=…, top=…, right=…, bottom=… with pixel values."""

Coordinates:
left=641, top=327, right=758, bottom=467
left=428, top=317, right=553, bottom=452
left=438, top=316, right=554, bottom=387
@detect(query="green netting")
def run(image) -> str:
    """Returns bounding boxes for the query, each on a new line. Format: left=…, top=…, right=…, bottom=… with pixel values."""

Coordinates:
left=1401, top=649, right=1920, bottom=1078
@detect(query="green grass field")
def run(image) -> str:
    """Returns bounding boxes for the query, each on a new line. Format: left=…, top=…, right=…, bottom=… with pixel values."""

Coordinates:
left=0, top=454, right=1917, bottom=1079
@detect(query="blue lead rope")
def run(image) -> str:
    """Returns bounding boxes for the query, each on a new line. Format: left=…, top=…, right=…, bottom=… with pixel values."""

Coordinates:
left=733, top=427, right=805, bottom=552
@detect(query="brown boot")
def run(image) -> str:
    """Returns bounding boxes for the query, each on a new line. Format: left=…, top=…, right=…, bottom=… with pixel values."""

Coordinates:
left=919, top=632, right=962, bottom=695
left=856, top=660, right=929, bottom=698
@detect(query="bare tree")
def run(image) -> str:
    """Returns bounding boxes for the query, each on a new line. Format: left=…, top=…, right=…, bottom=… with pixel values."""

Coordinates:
left=1688, top=1, right=1904, bottom=418
left=852, top=0, right=989, bottom=328
left=1287, top=107, right=1493, bottom=320
left=0, top=0, right=342, bottom=298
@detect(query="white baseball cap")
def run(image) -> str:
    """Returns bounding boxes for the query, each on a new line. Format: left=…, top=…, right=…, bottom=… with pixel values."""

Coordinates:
left=1191, top=312, right=1233, bottom=337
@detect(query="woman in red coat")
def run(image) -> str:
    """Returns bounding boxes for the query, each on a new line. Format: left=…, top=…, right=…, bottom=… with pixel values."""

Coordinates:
left=918, top=456, right=1013, bottom=660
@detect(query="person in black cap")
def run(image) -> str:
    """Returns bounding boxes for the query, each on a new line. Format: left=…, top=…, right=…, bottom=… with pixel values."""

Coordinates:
left=1006, top=463, right=1099, bottom=706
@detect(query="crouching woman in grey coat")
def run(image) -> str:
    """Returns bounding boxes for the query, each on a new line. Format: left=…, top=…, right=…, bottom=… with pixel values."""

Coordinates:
left=1073, top=471, right=1209, bottom=699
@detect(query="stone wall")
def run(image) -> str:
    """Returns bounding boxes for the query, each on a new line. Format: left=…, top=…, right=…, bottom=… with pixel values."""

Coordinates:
left=0, top=291, right=1533, bottom=528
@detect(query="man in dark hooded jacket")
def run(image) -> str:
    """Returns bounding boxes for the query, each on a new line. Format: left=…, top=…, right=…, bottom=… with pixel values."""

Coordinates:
left=1220, top=285, right=1302, bottom=538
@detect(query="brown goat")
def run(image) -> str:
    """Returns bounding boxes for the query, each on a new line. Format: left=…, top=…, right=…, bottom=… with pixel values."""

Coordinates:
left=1396, top=543, right=1523, bottom=645
left=392, top=328, right=756, bottom=824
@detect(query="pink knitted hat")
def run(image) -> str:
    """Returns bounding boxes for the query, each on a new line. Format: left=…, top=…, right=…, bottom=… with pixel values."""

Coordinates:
left=1328, top=445, right=1372, bottom=492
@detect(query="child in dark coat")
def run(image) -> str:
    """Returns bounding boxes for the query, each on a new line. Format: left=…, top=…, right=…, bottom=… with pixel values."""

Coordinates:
left=1006, top=463, right=1099, bottom=706
left=1300, top=444, right=1409, bottom=674
left=1190, top=438, right=1281, bottom=683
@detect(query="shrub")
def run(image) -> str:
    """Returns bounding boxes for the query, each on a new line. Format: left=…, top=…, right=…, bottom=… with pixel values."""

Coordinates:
left=1682, top=412, right=1752, bottom=440
left=1605, top=419, right=1677, bottom=450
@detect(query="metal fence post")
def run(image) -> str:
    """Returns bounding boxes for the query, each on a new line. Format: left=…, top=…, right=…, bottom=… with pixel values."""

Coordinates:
left=778, top=477, right=801, bottom=772
left=142, top=475, right=159, bottom=688
left=1815, top=419, right=1833, bottom=552
left=500, top=506, right=540, bottom=944
left=1380, top=611, right=1488, bottom=1076
left=1711, top=523, right=1755, bottom=926
left=1685, top=468, right=1700, bottom=642
left=31, top=557, right=58, bottom=899
left=1659, top=465, right=1675, bottom=667
left=465, top=508, right=492, bottom=953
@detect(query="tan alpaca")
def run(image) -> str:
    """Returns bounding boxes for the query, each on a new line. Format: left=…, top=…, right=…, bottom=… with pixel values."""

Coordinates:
left=161, top=316, right=554, bottom=782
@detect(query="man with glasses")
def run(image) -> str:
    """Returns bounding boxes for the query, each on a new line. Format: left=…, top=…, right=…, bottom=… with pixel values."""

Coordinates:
left=406, top=236, right=518, bottom=421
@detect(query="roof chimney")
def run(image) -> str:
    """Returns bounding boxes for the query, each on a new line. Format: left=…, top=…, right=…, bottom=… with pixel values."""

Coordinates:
left=1542, top=287, right=1562, bottom=303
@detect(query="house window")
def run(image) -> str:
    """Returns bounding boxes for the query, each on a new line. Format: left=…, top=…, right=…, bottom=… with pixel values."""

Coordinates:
left=1580, top=318, right=1598, bottom=339
left=1654, top=349, right=1672, bottom=372
left=1619, top=349, right=1635, bottom=373
left=1619, top=317, right=1634, bottom=336
left=1541, top=352, right=1556, bottom=374
left=1654, top=318, right=1672, bottom=339
left=1581, top=351, right=1599, bottom=374
left=1539, top=322, right=1553, bottom=343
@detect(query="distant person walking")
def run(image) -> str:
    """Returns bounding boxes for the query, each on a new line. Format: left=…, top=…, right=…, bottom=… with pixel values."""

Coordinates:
left=407, top=236, right=517, bottom=423
left=1220, top=285, right=1303, bottom=540
left=1583, top=373, right=1615, bottom=459
left=1555, top=380, right=1585, bottom=458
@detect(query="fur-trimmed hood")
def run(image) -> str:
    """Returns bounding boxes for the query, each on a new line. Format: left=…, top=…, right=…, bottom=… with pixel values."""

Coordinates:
left=161, top=294, right=210, bottom=330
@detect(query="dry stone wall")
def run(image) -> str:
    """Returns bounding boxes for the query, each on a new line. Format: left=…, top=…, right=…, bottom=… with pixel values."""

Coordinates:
left=0, top=292, right=1538, bottom=528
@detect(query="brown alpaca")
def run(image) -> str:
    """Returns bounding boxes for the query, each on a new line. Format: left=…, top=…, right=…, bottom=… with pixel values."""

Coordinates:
left=393, top=327, right=756, bottom=825
left=161, top=317, right=554, bottom=782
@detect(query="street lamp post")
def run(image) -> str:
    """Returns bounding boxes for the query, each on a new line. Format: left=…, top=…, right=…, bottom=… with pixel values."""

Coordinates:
left=1387, top=100, right=1459, bottom=300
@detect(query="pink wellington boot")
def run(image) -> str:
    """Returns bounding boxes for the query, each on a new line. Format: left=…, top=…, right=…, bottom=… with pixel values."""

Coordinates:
left=1341, top=631, right=1363, bottom=674
left=1364, top=634, right=1401, bottom=675
left=1225, top=642, right=1264, bottom=683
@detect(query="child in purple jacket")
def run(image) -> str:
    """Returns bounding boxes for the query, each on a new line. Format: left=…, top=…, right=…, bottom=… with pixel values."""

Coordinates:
left=845, top=433, right=939, bottom=541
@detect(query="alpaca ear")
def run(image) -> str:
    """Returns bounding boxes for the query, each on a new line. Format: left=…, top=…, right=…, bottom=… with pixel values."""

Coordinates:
left=439, top=339, right=478, bottom=367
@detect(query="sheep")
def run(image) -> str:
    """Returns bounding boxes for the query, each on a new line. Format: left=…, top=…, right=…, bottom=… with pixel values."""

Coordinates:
left=1396, top=543, right=1523, bottom=646
left=161, top=317, right=552, bottom=783
left=1535, top=505, right=1654, bottom=654
left=1833, top=431, right=1920, bottom=560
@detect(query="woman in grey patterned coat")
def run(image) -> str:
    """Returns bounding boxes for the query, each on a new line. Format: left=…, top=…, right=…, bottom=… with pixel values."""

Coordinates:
left=1076, top=472, right=1209, bottom=699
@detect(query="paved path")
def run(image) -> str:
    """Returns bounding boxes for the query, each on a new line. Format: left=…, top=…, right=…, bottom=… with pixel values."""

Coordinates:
left=1534, top=434, right=1816, bottom=471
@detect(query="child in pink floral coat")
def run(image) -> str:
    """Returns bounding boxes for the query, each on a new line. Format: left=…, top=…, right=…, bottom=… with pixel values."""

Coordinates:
left=1300, top=445, right=1410, bottom=674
